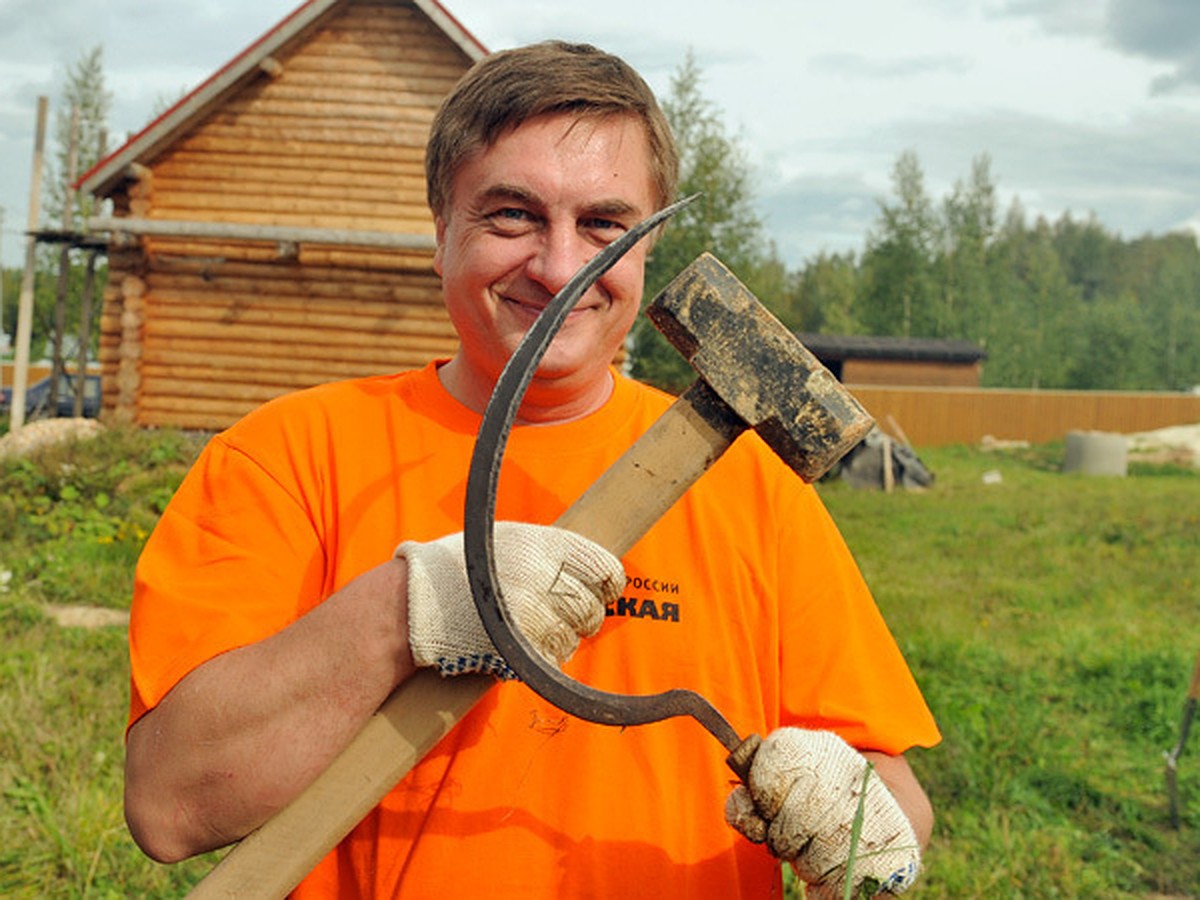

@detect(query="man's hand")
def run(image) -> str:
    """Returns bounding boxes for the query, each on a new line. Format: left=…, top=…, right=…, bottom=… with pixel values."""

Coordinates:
left=725, top=728, right=921, bottom=898
left=397, top=522, right=623, bottom=678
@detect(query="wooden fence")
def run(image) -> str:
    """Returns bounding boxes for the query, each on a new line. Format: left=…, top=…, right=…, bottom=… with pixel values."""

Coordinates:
left=849, top=385, right=1200, bottom=447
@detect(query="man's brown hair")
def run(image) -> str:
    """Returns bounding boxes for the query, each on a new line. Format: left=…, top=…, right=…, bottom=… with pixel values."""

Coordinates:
left=425, top=40, right=679, bottom=219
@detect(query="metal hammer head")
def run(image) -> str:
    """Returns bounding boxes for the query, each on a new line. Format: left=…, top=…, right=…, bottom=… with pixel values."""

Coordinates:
left=647, top=252, right=874, bottom=481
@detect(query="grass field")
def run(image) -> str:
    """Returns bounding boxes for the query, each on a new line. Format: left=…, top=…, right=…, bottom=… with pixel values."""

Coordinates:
left=0, top=426, right=1197, bottom=897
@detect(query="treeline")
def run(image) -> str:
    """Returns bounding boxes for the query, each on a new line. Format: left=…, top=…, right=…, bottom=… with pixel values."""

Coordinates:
left=786, top=152, right=1200, bottom=392
left=634, top=56, right=1200, bottom=395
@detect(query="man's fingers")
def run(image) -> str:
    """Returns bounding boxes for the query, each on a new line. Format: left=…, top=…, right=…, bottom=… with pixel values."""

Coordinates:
left=724, top=785, right=768, bottom=844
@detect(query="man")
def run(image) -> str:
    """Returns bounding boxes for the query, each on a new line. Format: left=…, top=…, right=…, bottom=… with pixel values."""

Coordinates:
left=124, top=41, right=939, bottom=898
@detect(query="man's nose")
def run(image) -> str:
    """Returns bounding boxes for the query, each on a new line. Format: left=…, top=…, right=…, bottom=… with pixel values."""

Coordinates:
left=525, top=228, right=593, bottom=296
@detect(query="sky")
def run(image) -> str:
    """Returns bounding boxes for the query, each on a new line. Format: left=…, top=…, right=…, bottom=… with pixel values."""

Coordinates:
left=0, top=0, right=1198, bottom=271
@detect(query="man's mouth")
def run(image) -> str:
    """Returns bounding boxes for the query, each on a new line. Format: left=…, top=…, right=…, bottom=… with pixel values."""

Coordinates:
left=503, top=295, right=599, bottom=320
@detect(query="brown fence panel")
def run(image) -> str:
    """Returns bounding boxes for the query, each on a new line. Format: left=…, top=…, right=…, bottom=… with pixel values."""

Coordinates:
left=848, top=386, right=1200, bottom=447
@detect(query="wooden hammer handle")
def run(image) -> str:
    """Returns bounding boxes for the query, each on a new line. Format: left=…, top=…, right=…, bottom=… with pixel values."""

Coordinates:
left=186, top=385, right=740, bottom=898
left=557, top=381, right=744, bottom=553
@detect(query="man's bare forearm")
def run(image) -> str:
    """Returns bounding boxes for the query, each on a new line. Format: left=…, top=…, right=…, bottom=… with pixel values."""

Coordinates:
left=862, top=750, right=934, bottom=849
left=124, top=558, right=416, bottom=862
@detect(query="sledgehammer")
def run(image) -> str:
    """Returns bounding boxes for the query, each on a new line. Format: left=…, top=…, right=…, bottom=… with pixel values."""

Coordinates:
left=188, top=248, right=872, bottom=899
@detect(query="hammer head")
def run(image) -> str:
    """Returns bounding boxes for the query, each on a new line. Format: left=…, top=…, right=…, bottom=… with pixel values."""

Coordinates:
left=647, top=253, right=874, bottom=482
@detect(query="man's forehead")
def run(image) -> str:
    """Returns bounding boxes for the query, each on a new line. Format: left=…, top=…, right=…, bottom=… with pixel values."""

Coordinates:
left=448, top=113, right=656, bottom=212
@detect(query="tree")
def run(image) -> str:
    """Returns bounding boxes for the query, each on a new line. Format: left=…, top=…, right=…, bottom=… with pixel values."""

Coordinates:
left=771, top=145, right=1197, bottom=392
left=1117, top=233, right=1200, bottom=391
left=628, top=50, right=777, bottom=391
left=1065, top=290, right=1157, bottom=389
left=45, top=45, right=112, bottom=232
left=937, top=154, right=997, bottom=341
left=984, top=217, right=1082, bottom=389
left=1051, top=213, right=1113, bottom=304
left=858, top=151, right=938, bottom=337
left=35, top=46, right=112, bottom=376
left=784, top=250, right=860, bottom=334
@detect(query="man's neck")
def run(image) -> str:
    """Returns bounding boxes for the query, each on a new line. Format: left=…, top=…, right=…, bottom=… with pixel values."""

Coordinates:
left=437, top=355, right=615, bottom=426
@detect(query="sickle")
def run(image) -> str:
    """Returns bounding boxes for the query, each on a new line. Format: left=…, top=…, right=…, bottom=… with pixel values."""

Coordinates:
left=462, top=194, right=756, bottom=766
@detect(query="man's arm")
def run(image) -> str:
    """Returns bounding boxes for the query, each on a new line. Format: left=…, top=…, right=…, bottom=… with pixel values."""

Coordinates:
left=862, top=750, right=934, bottom=848
left=124, top=558, right=415, bottom=863
left=124, top=522, right=622, bottom=864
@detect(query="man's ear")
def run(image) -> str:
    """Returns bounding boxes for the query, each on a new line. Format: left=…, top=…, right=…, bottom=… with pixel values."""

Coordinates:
left=432, top=217, right=446, bottom=276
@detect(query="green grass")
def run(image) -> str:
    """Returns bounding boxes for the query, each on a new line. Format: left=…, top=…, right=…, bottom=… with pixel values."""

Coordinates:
left=0, top=427, right=220, bottom=897
left=2, top=427, right=1198, bottom=896
left=816, top=441, right=1200, bottom=897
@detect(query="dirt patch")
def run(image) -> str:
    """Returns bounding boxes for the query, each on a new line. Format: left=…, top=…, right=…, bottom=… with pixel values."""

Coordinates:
left=45, top=605, right=130, bottom=629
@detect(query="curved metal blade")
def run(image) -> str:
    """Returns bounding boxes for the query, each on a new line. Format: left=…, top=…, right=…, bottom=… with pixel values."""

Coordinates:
left=462, top=194, right=743, bottom=752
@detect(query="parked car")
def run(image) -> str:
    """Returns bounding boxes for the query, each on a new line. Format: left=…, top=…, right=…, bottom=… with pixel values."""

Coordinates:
left=0, top=373, right=102, bottom=420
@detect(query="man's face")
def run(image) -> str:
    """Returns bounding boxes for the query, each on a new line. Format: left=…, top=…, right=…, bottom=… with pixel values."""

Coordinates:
left=434, top=112, right=658, bottom=412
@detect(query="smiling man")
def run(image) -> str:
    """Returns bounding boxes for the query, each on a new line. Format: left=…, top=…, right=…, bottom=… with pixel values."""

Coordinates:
left=123, top=41, right=939, bottom=898
left=433, top=111, right=655, bottom=421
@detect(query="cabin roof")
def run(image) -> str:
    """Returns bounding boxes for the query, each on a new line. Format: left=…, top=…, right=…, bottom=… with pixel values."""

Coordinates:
left=796, top=333, right=987, bottom=363
left=78, top=0, right=487, bottom=198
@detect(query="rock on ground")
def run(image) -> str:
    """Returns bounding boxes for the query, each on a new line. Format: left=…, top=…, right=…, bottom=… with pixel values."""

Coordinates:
left=0, top=418, right=104, bottom=460
left=45, top=605, right=130, bottom=629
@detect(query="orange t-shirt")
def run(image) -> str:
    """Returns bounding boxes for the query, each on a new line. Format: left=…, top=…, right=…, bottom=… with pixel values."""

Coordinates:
left=130, top=362, right=940, bottom=898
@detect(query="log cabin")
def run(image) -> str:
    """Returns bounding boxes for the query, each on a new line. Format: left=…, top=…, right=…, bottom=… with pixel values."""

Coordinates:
left=79, top=0, right=486, bottom=430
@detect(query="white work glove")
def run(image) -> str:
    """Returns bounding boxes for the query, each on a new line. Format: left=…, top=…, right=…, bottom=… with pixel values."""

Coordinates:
left=396, top=522, right=622, bottom=679
left=725, top=728, right=921, bottom=898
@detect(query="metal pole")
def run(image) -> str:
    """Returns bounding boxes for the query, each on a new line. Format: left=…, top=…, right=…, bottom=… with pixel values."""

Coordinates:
left=10, top=96, right=48, bottom=432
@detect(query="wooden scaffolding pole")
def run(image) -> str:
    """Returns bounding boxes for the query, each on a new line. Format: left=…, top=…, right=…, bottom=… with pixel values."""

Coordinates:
left=72, top=250, right=99, bottom=418
left=9, top=96, right=48, bottom=432
left=49, top=104, right=80, bottom=412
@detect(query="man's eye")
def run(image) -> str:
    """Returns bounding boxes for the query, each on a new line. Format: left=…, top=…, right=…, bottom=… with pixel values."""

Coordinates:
left=484, top=207, right=538, bottom=235
left=489, top=208, right=533, bottom=225
left=582, top=218, right=626, bottom=243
